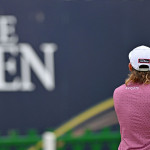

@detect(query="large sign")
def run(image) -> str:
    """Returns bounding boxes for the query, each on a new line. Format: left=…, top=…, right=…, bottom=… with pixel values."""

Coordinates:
left=0, top=16, right=57, bottom=91
left=0, top=0, right=148, bottom=133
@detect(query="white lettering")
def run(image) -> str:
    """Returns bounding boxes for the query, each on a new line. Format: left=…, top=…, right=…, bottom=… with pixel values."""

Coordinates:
left=20, top=43, right=57, bottom=91
left=0, top=16, right=18, bottom=43
left=0, top=46, right=22, bottom=91
left=0, top=15, right=57, bottom=92
left=125, top=87, right=139, bottom=90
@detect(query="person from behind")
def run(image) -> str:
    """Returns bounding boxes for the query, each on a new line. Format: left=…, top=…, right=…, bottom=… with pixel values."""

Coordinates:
left=113, top=45, right=150, bottom=150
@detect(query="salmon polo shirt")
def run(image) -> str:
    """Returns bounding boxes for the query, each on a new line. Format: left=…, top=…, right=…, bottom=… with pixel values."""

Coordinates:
left=113, top=83, right=150, bottom=150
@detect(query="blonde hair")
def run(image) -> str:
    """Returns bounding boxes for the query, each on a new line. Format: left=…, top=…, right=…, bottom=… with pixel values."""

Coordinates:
left=125, top=68, right=150, bottom=85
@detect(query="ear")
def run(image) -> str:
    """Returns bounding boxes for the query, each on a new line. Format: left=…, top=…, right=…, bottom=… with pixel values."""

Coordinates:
left=128, top=63, right=132, bottom=71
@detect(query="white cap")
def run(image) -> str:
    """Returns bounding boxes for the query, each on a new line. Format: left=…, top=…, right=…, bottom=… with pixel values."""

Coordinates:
left=129, top=45, right=150, bottom=71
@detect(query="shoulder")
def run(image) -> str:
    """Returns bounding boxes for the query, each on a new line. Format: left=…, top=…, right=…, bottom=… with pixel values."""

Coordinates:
left=113, top=84, right=126, bottom=99
left=114, top=84, right=126, bottom=95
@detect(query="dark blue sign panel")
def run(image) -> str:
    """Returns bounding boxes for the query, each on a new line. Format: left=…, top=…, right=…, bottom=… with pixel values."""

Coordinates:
left=0, top=0, right=150, bottom=133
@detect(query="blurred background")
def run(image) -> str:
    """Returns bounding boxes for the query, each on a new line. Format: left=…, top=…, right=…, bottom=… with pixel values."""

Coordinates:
left=0, top=0, right=150, bottom=149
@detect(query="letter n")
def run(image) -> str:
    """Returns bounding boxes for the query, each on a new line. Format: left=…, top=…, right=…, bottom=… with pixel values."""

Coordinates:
left=19, top=43, right=57, bottom=91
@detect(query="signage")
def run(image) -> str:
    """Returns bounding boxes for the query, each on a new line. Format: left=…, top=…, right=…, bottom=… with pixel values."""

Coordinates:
left=0, top=16, right=57, bottom=91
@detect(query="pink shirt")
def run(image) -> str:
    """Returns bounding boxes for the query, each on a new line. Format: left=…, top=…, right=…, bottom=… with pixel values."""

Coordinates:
left=113, top=83, right=150, bottom=150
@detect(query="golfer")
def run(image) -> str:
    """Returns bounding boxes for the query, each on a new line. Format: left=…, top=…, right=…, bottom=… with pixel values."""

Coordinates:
left=113, top=45, right=150, bottom=150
